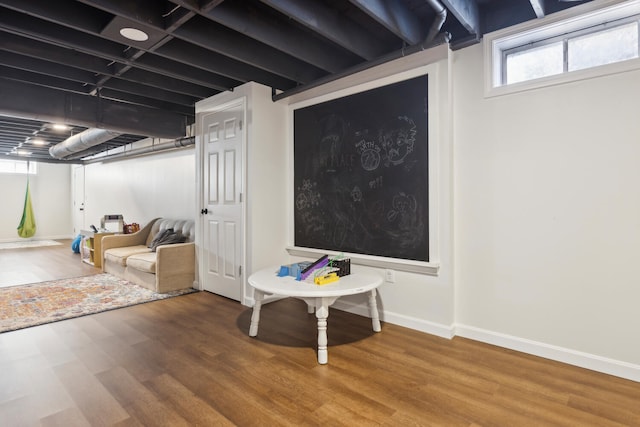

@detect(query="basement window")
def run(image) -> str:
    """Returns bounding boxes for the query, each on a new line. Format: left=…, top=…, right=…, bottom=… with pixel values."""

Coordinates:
left=485, top=0, right=640, bottom=96
left=0, top=160, right=37, bottom=174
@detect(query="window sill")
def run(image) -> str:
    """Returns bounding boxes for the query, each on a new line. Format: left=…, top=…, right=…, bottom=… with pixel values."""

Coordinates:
left=286, top=246, right=440, bottom=276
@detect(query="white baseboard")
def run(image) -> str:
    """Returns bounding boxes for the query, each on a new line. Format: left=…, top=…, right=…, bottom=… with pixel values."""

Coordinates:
left=455, top=324, right=640, bottom=383
left=241, top=296, right=640, bottom=383
left=0, top=234, right=73, bottom=243
left=37, top=234, right=75, bottom=240
left=332, top=299, right=455, bottom=339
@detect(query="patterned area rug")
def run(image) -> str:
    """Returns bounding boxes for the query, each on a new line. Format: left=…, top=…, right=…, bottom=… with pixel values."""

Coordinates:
left=0, top=273, right=196, bottom=333
left=0, top=240, right=63, bottom=250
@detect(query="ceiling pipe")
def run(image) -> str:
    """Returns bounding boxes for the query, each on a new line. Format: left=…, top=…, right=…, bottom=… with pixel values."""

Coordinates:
left=81, top=136, right=195, bottom=164
left=49, top=128, right=122, bottom=160
left=425, top=0, right=447, bottom=43
left=273, top=0, right=449, bottom=102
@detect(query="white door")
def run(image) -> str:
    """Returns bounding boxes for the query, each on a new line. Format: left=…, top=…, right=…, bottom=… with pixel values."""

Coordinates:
left=72, top=166, right=85, bottom=236
left=200, top=101, right=244, bottom=301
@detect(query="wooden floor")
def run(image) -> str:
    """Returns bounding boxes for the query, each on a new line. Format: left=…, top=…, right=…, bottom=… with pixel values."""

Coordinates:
left=1, top=244, right=640, bottom=425
left=0, top=239, right=100, bottom=288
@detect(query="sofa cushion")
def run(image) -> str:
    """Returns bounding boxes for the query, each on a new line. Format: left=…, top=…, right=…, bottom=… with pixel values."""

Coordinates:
left=148, top=228, right=174, bottom=250
left=145, top=219, right=196, bottom=246
left=148, top=229, right=187, bottom=252
left=104, top=245, right=151, bottom=266
left=126, top=252, right=157, bottom=274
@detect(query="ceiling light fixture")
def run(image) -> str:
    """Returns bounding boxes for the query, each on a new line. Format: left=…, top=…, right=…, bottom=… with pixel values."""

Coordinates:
left=119, top=27, right=149, bottom=42
left=51, top=124, right=70, bottom=131
left=30, top=138, right=47, bottom=145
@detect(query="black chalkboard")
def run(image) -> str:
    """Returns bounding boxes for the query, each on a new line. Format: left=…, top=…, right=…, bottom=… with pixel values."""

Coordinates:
left=294, top=75, right=429, bottom=261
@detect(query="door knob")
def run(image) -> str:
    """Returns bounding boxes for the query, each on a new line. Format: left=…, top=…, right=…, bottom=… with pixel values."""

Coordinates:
left=201, top=208, right=208, bottom=214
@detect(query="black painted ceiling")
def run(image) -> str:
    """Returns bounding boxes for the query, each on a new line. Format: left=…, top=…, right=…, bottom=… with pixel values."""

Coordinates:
left=0, top=0, right=593, bottom=162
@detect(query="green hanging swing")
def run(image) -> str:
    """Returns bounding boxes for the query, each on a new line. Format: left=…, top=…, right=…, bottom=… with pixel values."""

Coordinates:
left=17, top=171, right=36, bottom=238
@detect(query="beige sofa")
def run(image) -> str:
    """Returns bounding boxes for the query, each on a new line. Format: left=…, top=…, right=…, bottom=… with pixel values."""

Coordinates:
left=101, top=218, right=196, bottom=293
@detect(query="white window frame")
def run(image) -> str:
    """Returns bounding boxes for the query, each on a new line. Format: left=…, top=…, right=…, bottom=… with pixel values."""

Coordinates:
left=484, top=0, right=640, bottom=98
left=0, top=159, right=38, bottom=174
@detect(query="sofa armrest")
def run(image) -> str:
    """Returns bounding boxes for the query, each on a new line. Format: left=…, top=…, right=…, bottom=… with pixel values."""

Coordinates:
left=101, top=218, right=160, bottom=264
left=156, top=242, right=196, bottom=278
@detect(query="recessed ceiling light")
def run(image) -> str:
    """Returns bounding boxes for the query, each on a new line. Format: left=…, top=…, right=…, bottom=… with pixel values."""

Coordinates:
left=16, top=149, right=32, bottom=156
left=119, top=27, right=149, bottom=42
left=31, top=138, right=47, bottom=145
left=51, top=124, right=70, bottom=131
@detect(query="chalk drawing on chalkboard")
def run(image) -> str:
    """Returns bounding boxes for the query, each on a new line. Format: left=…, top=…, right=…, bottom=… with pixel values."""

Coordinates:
left=383, top=191, right=425, bottom=250
left=296, top=179, right=326, bottom=237
left=369, top=176, right=383, bottom=189
left=387, top=192, right=417, bottom=222
left=319, top=114, right=348, bottom=173
left=355, top=137, right=382, bottom=172
left=380, top=116, right=417, bottom=167
left=351, top=186, right=363, bottom=203
left=295, top=179, right=321, bottom=210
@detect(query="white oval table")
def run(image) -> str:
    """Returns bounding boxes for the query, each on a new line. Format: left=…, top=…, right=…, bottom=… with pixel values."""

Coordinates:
left=248, top=267, right=383, bottom=364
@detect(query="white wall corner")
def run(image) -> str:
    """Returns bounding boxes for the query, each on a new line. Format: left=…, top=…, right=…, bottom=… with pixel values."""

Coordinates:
left=455, top=324, right=640, bottom=383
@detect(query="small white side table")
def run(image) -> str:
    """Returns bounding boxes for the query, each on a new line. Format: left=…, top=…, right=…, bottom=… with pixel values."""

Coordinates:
left=248, top=266, right=383, bottom=364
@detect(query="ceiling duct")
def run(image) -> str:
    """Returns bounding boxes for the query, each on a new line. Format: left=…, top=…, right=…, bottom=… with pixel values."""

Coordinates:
left=82, top=136, right=195, bottom=164
left=49, top=128, right=122, bottom=160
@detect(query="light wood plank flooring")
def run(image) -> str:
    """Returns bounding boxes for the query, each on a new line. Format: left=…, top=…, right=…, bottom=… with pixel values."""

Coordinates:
left=1, top=244, right=639, bottom=425
left=0, top=239, right=100, bottom=288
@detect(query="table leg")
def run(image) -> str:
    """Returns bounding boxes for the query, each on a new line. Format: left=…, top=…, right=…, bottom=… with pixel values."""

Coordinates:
left=249, top=289, right=264, bottom=337
left=315, top=298, right=330, bottom=364
left=368, top=288, right=381, bottom=332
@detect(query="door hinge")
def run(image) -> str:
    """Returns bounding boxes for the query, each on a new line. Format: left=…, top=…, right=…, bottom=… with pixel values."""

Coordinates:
left=239, top=192, right=243, bottom=202
left=239, top=265, right=242, bottom=276
left=239, top=120, right=243, bottom=131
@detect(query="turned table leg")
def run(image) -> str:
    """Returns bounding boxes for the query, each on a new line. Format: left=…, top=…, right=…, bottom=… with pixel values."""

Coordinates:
left=315, top=299, right=329, bottom=364
left=369, top=288, right=381, bottom=332
left=249, top=289, right=264, bottom=337
left=314, top=296, right=339, bottom=364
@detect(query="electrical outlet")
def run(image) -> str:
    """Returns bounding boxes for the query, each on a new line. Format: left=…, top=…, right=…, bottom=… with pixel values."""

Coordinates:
left=385, top=269, right=395, bottom=283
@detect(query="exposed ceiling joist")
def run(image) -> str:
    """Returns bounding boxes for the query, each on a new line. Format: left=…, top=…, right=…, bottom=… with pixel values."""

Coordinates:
left=0, top=7, right=238, bottom=92
left=0, top=79, right=187, bottom=138
left=0, top=49, right=210, bottom=105
left=349, top=0, right=424, bottom=45
left=202, top=1, right=359, bottom=73
left=168, top=0, right=223, bottom=14
left=78, top=0, right=324, bottom=84
left=173, top=18, right=327, bottom=83
left=259, top=0, right=388, bottom=60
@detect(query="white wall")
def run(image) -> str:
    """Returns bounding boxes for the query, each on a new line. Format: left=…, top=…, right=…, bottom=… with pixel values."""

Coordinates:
left=0, top=162, right=72, bottom=241
left=244, top=84, right=289, bottom=275
left=453, top=42, right=640, bottom=378
left=79, top=148, right=196, bottom=230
